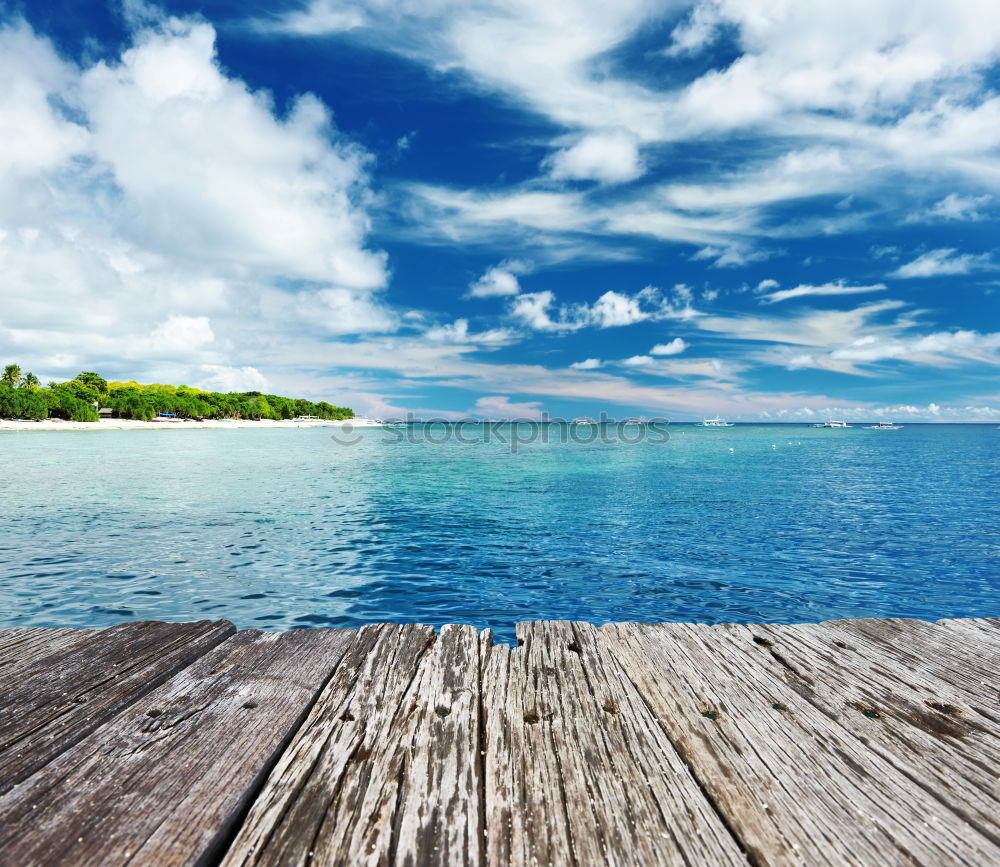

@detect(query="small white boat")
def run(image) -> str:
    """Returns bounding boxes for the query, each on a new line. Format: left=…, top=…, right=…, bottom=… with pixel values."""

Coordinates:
left=813, top=420, right=852, bottom=428
left=865, top=421, right=903, bottom=430
left=698, top=417, right=734, bottom=427
left=572, top=417, right=597, bottom=425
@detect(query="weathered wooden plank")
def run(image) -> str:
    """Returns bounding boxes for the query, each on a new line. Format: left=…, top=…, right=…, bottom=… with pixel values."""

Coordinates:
left=392, top=624, right=483, bottom=867
left=721, top=621, right=1000, bottom=846
left=0, top=627, right=78, bottom=656
left=601, top=621, right=1000, bottom=866
left=936, top=616, right=1000, bottom=647
left=0, top=628, right=354, bottom=867
left=0, top=619, right=235, bottom=794
left=825, top=618, right=1000, bottom=714
left=482, top=621, right=747, bottom=867
left=221, top=623, right=482, bottom=867
left=0, top=628, right=98, bottom=686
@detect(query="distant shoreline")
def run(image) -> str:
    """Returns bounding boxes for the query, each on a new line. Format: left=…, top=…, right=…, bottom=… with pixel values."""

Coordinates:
left=3, top=418, right=994, bottom=432
left=0, top=418, right=382, bottom=432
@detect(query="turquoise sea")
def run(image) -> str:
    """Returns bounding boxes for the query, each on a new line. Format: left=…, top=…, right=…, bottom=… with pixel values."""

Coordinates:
left=1, top=423, right=997, bottom=642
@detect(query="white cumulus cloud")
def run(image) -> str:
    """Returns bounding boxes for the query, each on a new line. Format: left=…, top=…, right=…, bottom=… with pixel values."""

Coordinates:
left=149, top=315, right=215, bottom=354
left=467, top=259, right=532, bottom=297
left=198, top=364, right=269, bottom=392
left=508, top=285, right=691, bottom=332
left=650, top=338, right=688, bottom=355
left=588, top=290, right=647, bottom=327
left=0, top=14, right=390, bottom=391
left=545, top=130, right=644, bottom=184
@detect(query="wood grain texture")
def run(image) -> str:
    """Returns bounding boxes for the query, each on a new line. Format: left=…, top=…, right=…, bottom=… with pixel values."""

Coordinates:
left=825, top=617, right=1000, bottom=715
left=222, top=623, right=483, bottom=867
left=482, top=621, right=748, bottom=867
left=0, top=619, right=234, bottom=794
left=937, top=617, right=1000, bottom=649
left=0, top=617, right=997, bottom=867
left=0, top=627, right=354, bottom=867
left=0, top=628, right=98, bottom=688
left=721, top=621, right=1000, bottom=847
left=601, top=621, right=1000, bottom=866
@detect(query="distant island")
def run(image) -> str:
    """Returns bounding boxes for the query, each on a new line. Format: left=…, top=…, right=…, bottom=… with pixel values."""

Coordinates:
left=0, top=364, right=353, bottom=423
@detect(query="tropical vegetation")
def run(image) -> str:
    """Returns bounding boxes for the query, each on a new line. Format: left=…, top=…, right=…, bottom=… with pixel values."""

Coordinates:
left=0, top=364, right=352, bottom=422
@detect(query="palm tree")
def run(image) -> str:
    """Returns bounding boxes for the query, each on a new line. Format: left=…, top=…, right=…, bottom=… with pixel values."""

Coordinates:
left=23, top=372, right=39, bottom=390
left=2, top=364, right=21, bottom=387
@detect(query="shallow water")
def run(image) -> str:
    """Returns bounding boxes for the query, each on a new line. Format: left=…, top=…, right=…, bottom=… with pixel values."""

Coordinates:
left=1, top=423, right=997, bottom=643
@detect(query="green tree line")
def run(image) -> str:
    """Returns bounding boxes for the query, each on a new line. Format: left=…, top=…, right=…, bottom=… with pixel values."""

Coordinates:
left=0, top=364, right=353, bottom=422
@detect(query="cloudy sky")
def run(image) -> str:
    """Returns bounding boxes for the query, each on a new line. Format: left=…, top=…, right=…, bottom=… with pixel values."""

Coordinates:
left=2, top=0, right=999, bottom=420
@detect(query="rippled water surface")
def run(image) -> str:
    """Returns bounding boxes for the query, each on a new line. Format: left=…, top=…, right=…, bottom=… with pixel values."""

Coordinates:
left=1, top=424, right=997, bottom=642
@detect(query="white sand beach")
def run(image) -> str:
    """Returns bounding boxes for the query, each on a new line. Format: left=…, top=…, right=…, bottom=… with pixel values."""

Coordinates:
left=0, top=418, right=385, bottom=432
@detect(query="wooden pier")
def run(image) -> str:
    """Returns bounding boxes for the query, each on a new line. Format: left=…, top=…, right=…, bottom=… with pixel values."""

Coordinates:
left=1, top=617, right=998, bottom=865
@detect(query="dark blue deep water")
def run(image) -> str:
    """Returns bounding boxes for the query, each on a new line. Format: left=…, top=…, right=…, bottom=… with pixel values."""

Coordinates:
left=1, top=424, right=998, bottom=642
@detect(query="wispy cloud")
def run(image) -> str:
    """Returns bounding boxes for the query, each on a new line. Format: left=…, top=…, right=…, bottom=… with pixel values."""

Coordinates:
left=696, top=300, right=909, bottom=349
left=471, top=395, right=544, bottom=419
left=252, top=0, right=1000, bottom=272
left=830, top=330, right=1000, bottom=365
left=753, top=326, right=1000, bottom=374
left=758, top=281, right=887, bottom=304
left=423, top=318, right=517, bottom=347
left=691, top=245, right=775, bottom=268
left=909, top=193, right=992, bottom=222
left=890, top=249, right=994, bottom=278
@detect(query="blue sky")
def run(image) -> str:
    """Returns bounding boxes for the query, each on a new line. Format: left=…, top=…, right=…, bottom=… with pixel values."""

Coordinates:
left=2, top=0, right=999, bottom=420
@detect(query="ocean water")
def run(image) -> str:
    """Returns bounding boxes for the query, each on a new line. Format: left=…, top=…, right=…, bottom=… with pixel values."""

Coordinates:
left=1, top=423, right=997, bottom=643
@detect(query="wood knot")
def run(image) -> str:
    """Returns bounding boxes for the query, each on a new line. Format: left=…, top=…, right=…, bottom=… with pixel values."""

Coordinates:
left=435, top=706, right=451, bottom=718
left=567, top=641, right=582, bottom=655
left=701, top=709, right=720, bottom=722
left=927, top=701, right=960, bottom=717
left=146, top=708, right=162, bottom=718
left=242, top=700, right=259, bottom=710
left=752, top=635, right=773, bottom=648
left=523, top=710, right=541, bottom=724
left=850, top=702, right=882, bottom=719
